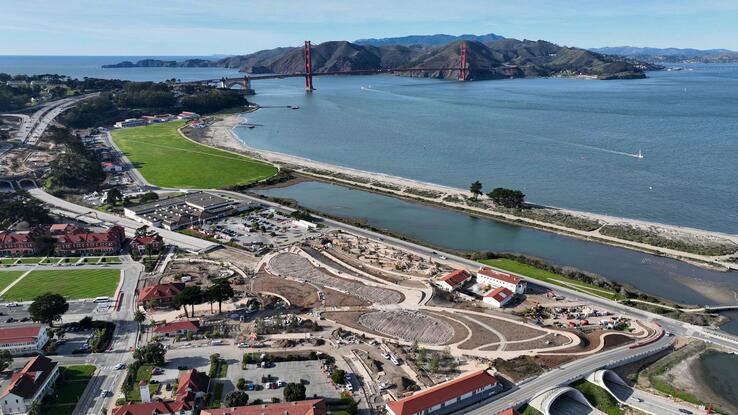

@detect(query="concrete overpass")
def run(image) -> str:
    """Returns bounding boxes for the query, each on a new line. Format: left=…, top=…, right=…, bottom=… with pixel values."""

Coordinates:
left=529, top=387, right=605, bottom=415
left=587, top=369, right=702, bottom=415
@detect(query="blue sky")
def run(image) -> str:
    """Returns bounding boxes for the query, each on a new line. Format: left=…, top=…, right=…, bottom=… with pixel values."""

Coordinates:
left=2, top=0, right=737, bottom=55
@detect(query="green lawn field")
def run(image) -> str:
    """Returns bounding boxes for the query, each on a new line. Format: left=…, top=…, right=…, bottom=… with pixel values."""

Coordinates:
left=0, top=271, right=24, bottom=292
left=479, top=258, right=622, bottom=300
left=3, top=269, right=120, bottom=301
left=111, top=121, right=277, bottom=188
left=0, top=258, right=18, bottom=265
left=42, top=365, right=96, bottom=415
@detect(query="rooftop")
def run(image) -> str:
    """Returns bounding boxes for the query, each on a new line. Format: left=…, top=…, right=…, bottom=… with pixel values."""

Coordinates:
left=201, top=399, right=327, bottom=415
left=153, top=320, right=199, bottom=334
left=0, top=325, right=43, bottom=345
left=138, top=283, right=184, bottom=302
left=438, top=269, right=471, bottom=288
left=0, top=355, right=57, bottom=399
left=485, top=287, right=513, bottom=302
left=386, top=370, right=498, bottom=415
left=112, top=400, right=194, bottom=415
left=478, top=267, right=523, bottom=285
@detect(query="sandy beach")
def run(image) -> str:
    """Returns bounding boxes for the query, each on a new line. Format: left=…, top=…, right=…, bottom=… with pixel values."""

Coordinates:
left=186, top=112, right=738, bottom=272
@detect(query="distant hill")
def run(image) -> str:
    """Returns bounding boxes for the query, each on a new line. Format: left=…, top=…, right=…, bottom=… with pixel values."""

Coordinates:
left=354, top=33, right=505, bottom=47
left=591, top=46, right=738, bottom=64
left=103, top=37, right=660, bottom=81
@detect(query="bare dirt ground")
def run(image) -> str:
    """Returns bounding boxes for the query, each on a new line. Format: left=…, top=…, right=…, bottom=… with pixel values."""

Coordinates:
left=322, top=287, right=370, bottom=307
left=269, top=253, right=404, bottom=304
left=250, top=275, right=319, bottom=308
left=500, top=333, right=572, bottom=351
left=323, top=310, right=385, bottom=337
left=455, top=316, right=501, bottom=350
left=459, top=313, right=545, bottom=342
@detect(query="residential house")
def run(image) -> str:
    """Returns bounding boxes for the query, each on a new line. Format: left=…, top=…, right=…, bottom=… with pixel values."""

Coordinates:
left=436, top=269, right=471, bottom=292
left=137, top=283, right=184, bottom=309
left=0, top=355, right=59, bottom=415
left=129, top=232, right=164, bottom=255
left=477, top=267, right=527, bottom=294
left=100, top=162, right=123, bottom=173
left=200, top=399, right=327, bottom=415
left=175, top=369, right=210, bottom=401
left=385, top=370, right=502, bottom=415
left=0, top=326, right=49, bottom=355
left=153, top=320, right=199, bottom=337
left=483, top=287, right=514, bottom=308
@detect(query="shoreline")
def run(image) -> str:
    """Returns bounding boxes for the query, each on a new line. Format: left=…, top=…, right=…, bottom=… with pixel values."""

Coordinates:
left=188, top=111, right=738, bottom=273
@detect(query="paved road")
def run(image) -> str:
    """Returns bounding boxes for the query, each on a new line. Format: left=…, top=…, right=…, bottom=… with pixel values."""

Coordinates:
left=19, top=94, right=97, bottom=145
left=608, top=381, right=699, bottom=415
left=69, top=262, right=142, bottom=415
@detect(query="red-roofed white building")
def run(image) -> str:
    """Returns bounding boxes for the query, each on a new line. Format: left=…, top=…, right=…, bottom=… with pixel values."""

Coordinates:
left=137, top=283, right=184, bottom=309
left=477, top=267, right=526, bottom=294
left=0, top=326, right=49, bottom=355
left=483, top=287, right=514, bottom=308
left=153, top=320, right=200, bottom=337
left=385, top=370, right=502, bottom=415
left=0, top=355, right=59, bottom=414
left=201, top=399, right=327, bottom=415
left=436, top=270, right=471, bottom=292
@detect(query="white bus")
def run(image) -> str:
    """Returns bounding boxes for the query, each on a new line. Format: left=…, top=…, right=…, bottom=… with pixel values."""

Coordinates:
left=94, top=297, right=111, bottom=303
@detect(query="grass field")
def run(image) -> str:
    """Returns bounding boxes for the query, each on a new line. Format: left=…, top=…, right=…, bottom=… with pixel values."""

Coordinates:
left=3, top=269, right=120, bottom=301
left=0, top=258, right=18, bottom=265
left=0, top=271, right=24, bottom=292
left=42, top=365, right=96, bottom=415
left=111, top=121, right=277, bottom=188
left=571, top=379, right=624, bottom=415
left=479, top=258, right=622, bottom=300
left=17, top=257, right=44, bottom=264
left=127, top=364, right=158, bottom=402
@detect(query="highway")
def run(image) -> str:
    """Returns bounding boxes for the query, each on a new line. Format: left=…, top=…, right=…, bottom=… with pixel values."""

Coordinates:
left=19, top=94, right=97, bottom=145
left=607, top=380, right=700, bottom=415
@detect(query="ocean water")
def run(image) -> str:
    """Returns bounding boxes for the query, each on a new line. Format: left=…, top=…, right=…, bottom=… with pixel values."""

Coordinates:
left=237, top=65, right=738, bottom=234
left=0, top=55, right=241, bottom=82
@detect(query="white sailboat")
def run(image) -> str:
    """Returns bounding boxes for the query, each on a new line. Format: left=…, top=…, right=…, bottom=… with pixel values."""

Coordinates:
left=633, top=149, right=644, bottom=159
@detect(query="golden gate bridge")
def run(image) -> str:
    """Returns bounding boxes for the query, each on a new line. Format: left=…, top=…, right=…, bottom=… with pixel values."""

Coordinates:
left=182, top=41, right=515, bottom=95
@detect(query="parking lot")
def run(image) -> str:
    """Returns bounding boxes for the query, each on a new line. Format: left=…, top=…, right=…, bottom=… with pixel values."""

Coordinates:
left=199, top=208, right=321, bottom=250
left=223, top=360, right=340, bottom=402
left=0, top=301, right=104, bottom=326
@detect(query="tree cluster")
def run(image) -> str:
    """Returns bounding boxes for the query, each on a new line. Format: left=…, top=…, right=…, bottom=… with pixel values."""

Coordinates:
left=468, top=181, right=526, bottom=208
left=0, top=191, right=52, bottom=228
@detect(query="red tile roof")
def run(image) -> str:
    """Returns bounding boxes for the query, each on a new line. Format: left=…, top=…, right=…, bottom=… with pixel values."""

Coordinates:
left=0, top=231, right=34, bottom=244
left=0, top=325, right=43, bottom=345
left=176, top=369, right=210, bottom=400
left=438, top=269, right=471, bottom=288
left=497, top=409, right=519, bottom=415
left=138, top=283, right=184, bottom=302
left=485, top=287, right=513, bottom=302
left=478, top=267, right=522, bottom=285
left=112, top=400, right=194, bottom=415
left=154, top=320, right=199, bottom=334
left=386, top=370, right=498, bottom=415
left=201, top=399, right=327, bottom=415
left=0, top=355, right=57, bottom=399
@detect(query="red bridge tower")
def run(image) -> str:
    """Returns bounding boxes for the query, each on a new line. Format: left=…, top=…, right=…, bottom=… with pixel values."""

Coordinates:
left=459, top=43, right=468, bottom=81
left=304, top=40, right=314, bottom=92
